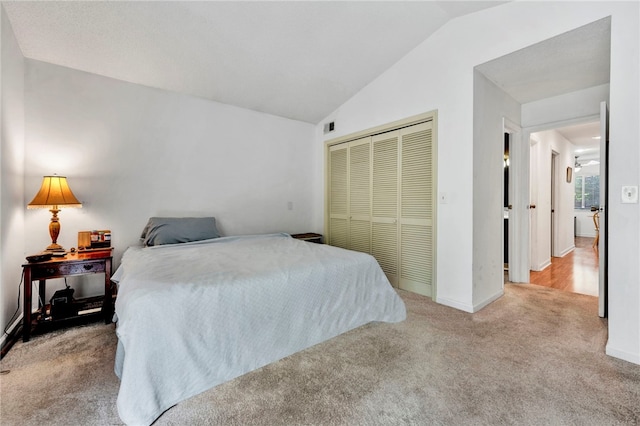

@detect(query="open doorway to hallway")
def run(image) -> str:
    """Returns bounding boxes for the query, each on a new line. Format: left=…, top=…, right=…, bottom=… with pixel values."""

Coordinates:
left=482, top=17, right=611, bottom=319
left=528, top=120, right=601, bottom=297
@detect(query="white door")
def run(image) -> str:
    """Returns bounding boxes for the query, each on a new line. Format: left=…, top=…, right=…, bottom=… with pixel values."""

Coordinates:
left=529, top=139, right=539, bottom=270
left=598, top=101, right=609, bottom=317
left=551, top=152, right=557, bottom=257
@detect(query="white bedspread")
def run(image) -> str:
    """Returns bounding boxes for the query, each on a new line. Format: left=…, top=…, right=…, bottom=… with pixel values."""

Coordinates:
left=113, top=233, right=406, bottom=425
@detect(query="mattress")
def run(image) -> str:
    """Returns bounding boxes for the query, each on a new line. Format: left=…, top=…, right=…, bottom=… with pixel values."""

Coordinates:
left=113, top=233, right=406, bottom=425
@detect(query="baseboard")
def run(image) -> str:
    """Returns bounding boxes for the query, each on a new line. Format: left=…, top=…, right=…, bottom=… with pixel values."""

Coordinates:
left=606, top=345, right=640, bottom=365
left=532, top=259, right=551, bottom=272
left=557, top=245, right=575, bottom=257
left=436, top=289, right=504, bottom=313
left=472, top=289, right=504, bottom=312
left=436, top=296, right=474, bottom=313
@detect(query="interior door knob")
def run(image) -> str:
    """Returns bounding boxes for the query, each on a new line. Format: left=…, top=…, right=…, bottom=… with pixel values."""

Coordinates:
left=528, top=204, right=536, bottom=209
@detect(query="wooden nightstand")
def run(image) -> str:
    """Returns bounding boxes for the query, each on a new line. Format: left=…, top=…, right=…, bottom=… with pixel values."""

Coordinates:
left=21, top=249, right=113, bottom=342
left=291, top=233, right=323, bottom=244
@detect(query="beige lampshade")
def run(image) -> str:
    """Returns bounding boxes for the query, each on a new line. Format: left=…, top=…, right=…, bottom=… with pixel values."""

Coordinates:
left=28, top=175, right=82, bottom=252
left=27, top=175, right=82, bottom=208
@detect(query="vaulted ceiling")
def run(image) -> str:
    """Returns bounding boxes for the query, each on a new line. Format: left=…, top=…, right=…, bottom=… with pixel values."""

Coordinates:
left=3, top=1, right=610, bottom=136
left=2, top=1, right=508, bottom=124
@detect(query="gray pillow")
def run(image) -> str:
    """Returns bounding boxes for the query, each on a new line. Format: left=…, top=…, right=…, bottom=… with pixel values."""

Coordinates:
left=141, top=217, right=221, bottom=247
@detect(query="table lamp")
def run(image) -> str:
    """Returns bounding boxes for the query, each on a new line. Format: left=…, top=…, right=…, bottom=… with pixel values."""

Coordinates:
left=27, top=175, right=82, bottom=252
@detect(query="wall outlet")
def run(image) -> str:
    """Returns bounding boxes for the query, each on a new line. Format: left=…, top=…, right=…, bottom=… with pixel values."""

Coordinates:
left=621, top=186, right=638, bottom=204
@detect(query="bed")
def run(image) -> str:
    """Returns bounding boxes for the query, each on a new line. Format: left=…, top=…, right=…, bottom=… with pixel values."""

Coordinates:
left=112, top=218, right=406, bottom=425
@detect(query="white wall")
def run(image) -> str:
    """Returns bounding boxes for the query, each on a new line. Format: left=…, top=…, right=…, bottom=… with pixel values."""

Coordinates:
left=522, top=84, right=610, bottom=128
left=605, top=3, right=640, bottom=364
left=551, top=130, right=577, bottom=257
left=575, top=210, right=597, bottom=238
left=472, top=71, right=521, bottom=309
left=23, top=60, right=317, bottom=299
left=316, top=1, right=639, bottom=364
left=0, top=7, right=25, bottom=341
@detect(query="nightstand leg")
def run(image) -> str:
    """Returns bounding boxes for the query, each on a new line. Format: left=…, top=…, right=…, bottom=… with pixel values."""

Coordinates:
left=103, top=258, right=113, bottom=324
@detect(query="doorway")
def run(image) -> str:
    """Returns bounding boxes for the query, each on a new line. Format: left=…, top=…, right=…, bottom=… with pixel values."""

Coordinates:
left=503, top=133, right=510, bottom=272
left=528, top=120, right=601, bottom=298
left=476, top=17, right=611, bottom=316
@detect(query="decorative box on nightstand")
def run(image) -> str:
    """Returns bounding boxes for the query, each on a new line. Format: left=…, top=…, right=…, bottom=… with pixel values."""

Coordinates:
left=291, top=233, right=323, bottom=244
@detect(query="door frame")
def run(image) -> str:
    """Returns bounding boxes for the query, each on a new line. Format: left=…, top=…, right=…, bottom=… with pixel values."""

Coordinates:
left=598, top=101, right=609, bottom=318
left=509, top=114, right=608, bottom=316
left=503, top=118, right=523, bottom=283
left=511, top=114, right=603, bottom=286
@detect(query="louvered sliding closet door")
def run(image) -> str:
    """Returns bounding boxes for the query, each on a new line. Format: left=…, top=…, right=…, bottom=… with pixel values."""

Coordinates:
left=372, top=131, right=399, bottom=286
left=348, top=138, right=372, bottom=254
left=328, top=116, right=435, bottom=297
left=329, top=144, right=348, bottom=249
left=399, top=122, right=433, bottom=297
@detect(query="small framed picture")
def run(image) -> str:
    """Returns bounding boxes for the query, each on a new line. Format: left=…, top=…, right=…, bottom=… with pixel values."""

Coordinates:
left=566, top=166, right=573, bottom=183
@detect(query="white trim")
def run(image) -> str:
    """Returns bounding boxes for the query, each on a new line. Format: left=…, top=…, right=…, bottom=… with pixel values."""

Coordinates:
left=524, top=114, right=600, bottom=135
left=473, top=290, right=505, bottom=312
left=436, top=289, right=504, bottom=313
left=325, top=110, right=436, bottom=147
left=503, top=118, right=528, bottom=283
left=514, top=114, right=601, bottom=284
left=532, top=258, right=552, bottom=272
left=606, top=345, right=640, bottom=365
left=436, top=297, right=474, bottom=313
left=557, top=245, right=575, bottom=258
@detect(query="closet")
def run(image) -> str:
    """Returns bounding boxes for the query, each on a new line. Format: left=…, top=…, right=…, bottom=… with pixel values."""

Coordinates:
left=326, top=114, right=435, bottom=297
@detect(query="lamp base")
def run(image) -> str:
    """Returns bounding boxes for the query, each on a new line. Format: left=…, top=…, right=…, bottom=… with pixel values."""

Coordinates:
left=45, top=243, right=65, bottom=252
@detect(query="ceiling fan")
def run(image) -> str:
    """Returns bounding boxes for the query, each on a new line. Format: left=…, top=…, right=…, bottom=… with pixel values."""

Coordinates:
left=574, top=156, right=582, bottom=172
left=575, top=156, right=600, bottom=172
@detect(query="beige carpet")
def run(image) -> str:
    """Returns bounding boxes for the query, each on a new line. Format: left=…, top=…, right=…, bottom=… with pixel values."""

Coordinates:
left=1, top=284, right=639, bottom=425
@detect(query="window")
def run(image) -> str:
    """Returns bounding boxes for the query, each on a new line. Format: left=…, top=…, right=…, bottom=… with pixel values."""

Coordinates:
left=574, top=174, right=600, bottom=209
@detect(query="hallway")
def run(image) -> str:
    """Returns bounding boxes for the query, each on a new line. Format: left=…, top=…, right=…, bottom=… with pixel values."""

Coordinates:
left=528, top=237, right=599, bottom=297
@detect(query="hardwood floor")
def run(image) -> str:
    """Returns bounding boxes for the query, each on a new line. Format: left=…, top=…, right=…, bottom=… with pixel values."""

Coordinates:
left=527, top=237, right=599, bottom=297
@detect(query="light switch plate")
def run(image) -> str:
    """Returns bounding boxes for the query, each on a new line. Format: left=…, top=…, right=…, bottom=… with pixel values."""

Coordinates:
left=621, top=186, right=638, bottom=204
